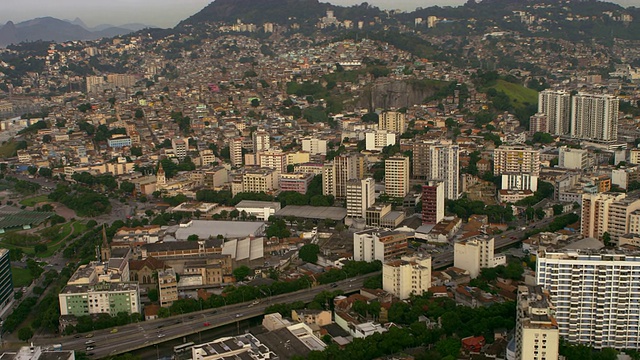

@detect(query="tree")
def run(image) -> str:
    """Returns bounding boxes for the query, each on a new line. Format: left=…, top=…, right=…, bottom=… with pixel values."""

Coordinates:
left=38, top=167, right=52, bottom=178
left=42, top=134, right=52, bottom=143
left=120, top=181, right=135, bottom=194
left=299, top=244, right=320, bottom=263
left=602, top=232, right=612, bottom=247
left=233, top=265, right=251, bottom=281
left=148, top=288, right=159, bottom=302
left=553, top=204, right=564, bottom=216
left=130, top=147, right=143, bottom=157
left=18, top=327, right=33, bottom=342
left=250, top=98, right=261, bottom=107
left=187, top=234, right=199, bottom=242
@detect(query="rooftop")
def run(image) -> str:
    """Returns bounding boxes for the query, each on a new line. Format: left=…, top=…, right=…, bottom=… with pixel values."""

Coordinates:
left=274, top=205, right=347, bottom=221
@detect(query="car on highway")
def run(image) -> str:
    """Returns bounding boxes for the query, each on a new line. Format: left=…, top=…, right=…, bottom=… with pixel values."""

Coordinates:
left=252, top=300, right=260, bottom=305
left=156, top=325, right=164, bottom=329
left=330, top=283, right=338, bottom=288
left=157, top=333, right=166, bottom=338
left=85, top=334, right=94, bottom=338
left=235, top=314, right=243, bottom=318
left=110, top=328, right=118, bottom=333
left=86, top=346, right=94, bottom=351
left=203, top=322, right=211, bottom=326
left=84, top=340, right=95, bottom=345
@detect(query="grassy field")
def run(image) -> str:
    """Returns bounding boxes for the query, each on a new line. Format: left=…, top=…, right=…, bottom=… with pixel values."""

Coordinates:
left=19, top=195, right=50, bottom=207
left=11, top=266, right=33, bottom=287
left=491, top=80, right=538, bottom=107
left=0, top=140, right=18, bottom=158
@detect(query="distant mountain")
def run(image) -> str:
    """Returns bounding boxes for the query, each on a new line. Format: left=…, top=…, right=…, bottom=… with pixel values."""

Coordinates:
left=180, top=0, right=331, bottom=26
left=0, top=17, right=154, bottom=47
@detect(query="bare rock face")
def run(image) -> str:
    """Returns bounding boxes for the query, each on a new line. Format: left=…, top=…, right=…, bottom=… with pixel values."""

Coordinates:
left=358, top=79, right=445, bottom=111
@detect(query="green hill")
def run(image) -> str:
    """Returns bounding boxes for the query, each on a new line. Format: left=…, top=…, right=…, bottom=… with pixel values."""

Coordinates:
left=491, top=79, right=538, bottom=109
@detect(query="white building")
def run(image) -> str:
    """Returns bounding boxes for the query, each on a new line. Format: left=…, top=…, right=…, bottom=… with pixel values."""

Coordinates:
left=365, top=129, right=396, bottom=151
left=353, top=230, right=407, bottom=262
left=383, top=255, right=431, bottom=300
left=581, top=192, right=640, bottom=243
left=384, top=156, right=410, bottom=198
left=501, top=173, right=538, bottom=192
left=537, top=248, right=640, bottom=349
left=235, top=200, right=282, bottom=220
left=230, top=137, right=243, bottom=167
left=558, top=147, right=589, bottom=170
left=538, top=89, right=571, bottom=136
left=346, top=178, right=375, bottom=218
left=252, top=131, right=271, bottom=153
left=413, top=141, right=460, bottom=200
left=453, top=236, right=506, bottom=279
left=571, top=93, right=620, bottom=142
left=172, top=138, right=188, bottom=159
left=515, top=285, right=560, bottom=360
left=301, top=137, right=328, bottom=155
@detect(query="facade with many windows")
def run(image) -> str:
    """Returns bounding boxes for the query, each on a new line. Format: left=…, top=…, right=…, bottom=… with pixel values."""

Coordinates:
left=536, top=249, right=640, bottom=349
left=383, top=255, right=431, bottom=300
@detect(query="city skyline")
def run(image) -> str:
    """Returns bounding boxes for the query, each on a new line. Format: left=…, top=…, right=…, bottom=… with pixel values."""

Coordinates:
left=0, top=0, right=637, bottom=29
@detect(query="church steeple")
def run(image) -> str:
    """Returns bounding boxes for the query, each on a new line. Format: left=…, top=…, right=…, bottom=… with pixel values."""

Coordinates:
left=156, top=161, right=166, bottom=188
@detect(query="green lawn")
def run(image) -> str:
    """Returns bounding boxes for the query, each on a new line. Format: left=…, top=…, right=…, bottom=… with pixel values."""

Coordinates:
left=491, top=80, right=538, bottom=107
left=11, top=267, right=33, bottom=287
left=19, top=195, right=50, bottom=207
left=0, top=140, right=18, bottom=158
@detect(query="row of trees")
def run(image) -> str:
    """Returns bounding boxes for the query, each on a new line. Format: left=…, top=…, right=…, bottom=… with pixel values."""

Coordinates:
left=48, top=184, right=111, bottom=217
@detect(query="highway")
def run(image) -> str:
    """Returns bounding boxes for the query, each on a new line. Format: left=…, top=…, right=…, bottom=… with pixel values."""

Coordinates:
left=37, top=275, right=371, bottom=358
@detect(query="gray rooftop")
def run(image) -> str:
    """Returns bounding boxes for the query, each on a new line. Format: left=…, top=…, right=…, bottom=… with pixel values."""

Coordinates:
left=173, top=220, right=266, bottom=240
left=274, top=206, right=347, bottom=221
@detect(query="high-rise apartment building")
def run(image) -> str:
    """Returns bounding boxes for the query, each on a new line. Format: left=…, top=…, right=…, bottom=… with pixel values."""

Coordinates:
left=322, top=154, right=366, bottom=199
left=538, top=89, right=571, bottom=135
left=353, top=230, right=408, bottom=262
left=230, top=137, right=244, bottom=167
left=515, top=285, right=560, bottom=360
left=258, top=149, right=288, bottom=174
left=383, top=255, right=431, bottom=300
left=172, top=138, right=188, bottom=160
left=86, top=75, right=105, bottom=93
left=581, top=192, right=640, bottom=243
left=346, top=178, right=375, bottom=218
left=493, top=145, right=541, bottom=177
left=453, top=236, right=506, bottom=278
left=384, top=156, right=410, bottom=198
left=501, top=173, right=538, bottom=192
left=379, top=111, right=407, bottom=133
left=529, top=113, right=549, bottom=136
left=413, top=141, right=460, bottom=200
left=252, top=131, right=271, bottom=153
left=422, top=181, right=444, bottom=225
left=537, top=248, right=640, bottom=349
left=279, top=173, right=314, bottom=194
left=301, top=138, right=328, bottom=155
left=571, top=93, right=619, bottom=142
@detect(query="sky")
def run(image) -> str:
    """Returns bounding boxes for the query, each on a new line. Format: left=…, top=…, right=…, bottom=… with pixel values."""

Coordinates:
left=0, top=0, right=637, bottom=29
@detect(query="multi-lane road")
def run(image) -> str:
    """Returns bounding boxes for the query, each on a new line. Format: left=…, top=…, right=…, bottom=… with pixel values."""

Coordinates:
left=37, top=275, right=371, bottom=358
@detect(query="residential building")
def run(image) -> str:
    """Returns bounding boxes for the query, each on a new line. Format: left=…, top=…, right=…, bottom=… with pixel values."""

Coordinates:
left=581, top=192, right=640, bottom=243
left=422, top=181, right=444, bottom=225
left=631, top=149, right=640, bottom=165
left=0, top=346, right=75, bottom=360
left=383, top=254, right=431, bottom=300
left=571, top=93, right=620, bottom=142
left=172, top=138, right=188, bottom=159
left=323, top=154, right=365, bottom=199
left=301, top=137, right=327, bottom=155
left=234, top=168, right=277, bottom=196
left=346, top=178, right=375, bottom=218
left=501, top=173, right=538, bottom=192
left=107, top=134, right=132, bottom=148
left=203, top=167, right=229, bottom=189
left=191, top=334, right=276, bottom=360
left=453, top=236, right=506, bottom=278
left=529, top=113, right=549, bottom=136
left=258, top=149, right=287, bottom=174
left=353, top=230, right=408, bottom=262
left=252, top=131, right=270, bottom=153
left=59, top=281, right=140, bottom=317
left=493, top=145, right=541, bottom=177
left=86, top=75, right=105, bottom=93
left=365, top=129, right=396, bottom=151
left=158, top=268, right=178, bottom=308
left=536, top=248, right=640, bottom=349
left=385, top=156, right=410, bottom=198
left=558, top=147, right=589, bottom=170
left=379, top=111, right=406, bottom=133
left=279, top=173, right=314, bottom=194
left=538, top=89, right=571, bottom=135
left=413, top=141, right=460, bottom=199
left=230, top=137, right=243, bottom=167
left=515, top=285, right=560, bottom=360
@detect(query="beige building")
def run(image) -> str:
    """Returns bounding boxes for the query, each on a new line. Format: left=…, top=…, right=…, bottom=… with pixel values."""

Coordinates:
left=230, top=137, right=244, bottom=167
left=252, top=131, right=270, bottom=153
left=232, top=168, right=277, bottom=196
left=292, top=309, right=332, bottom=326
left=383, top=254, right=431, bottom=300
left=453, top=236, right=506, bottom=279
left=581, top=192, right=640, bottom=243
left=158, top=268, right=178, bottom=308
left=301, top=137, right=328, bottom=155
left=258, top=149, right=288, bottom=174
left=353, top=229, right=408, bottom=262
left=493, top=145, right=541, bottom=176
left=515, top=285, right=559, bottom=360
left=379, top=111, right=406, bottom=133
left=322, top=154, right=366, bottom=199
left=384, top=156, right=409, bottom=198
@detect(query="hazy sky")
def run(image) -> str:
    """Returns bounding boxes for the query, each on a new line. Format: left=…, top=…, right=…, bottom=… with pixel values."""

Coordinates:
left=0, top=0, right=637, bottom=28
